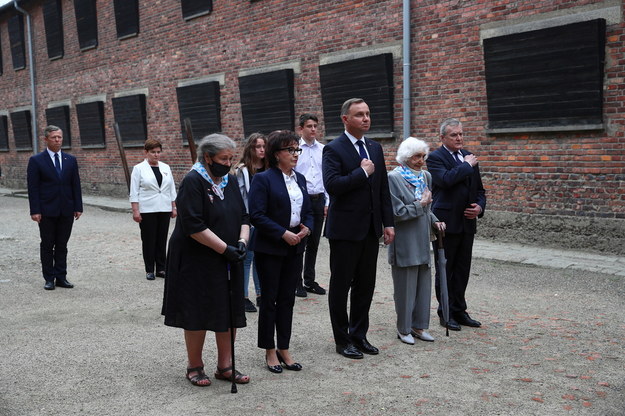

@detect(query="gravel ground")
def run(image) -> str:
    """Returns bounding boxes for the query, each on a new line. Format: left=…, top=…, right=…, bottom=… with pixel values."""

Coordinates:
left=0, top=194, right=623, bottom=415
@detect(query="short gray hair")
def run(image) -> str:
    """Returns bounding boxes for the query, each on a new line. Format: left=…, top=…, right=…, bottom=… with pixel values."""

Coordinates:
left=196, top=133, right=236, bottom=164
left=44, top=125, right=62, bottom=137
left=439, top=118, right=461, bottom=137
left=340, top=98, right=365, bottom=117
left=396, top=137, right=430, bottom=165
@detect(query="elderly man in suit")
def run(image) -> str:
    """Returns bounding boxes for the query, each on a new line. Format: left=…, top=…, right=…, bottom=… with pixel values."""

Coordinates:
left=426, top=118, right=486, bottom=330
left=27, top=125, right=83, bottom=290
left=322, top=98, right=395, bottom=359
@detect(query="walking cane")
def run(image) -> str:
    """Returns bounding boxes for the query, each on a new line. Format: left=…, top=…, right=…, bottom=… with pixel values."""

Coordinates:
left=226, top=263, right=238, bottom=393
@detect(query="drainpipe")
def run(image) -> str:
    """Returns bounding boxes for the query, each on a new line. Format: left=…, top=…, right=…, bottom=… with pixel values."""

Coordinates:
left=402, top=0, right=411, bottom=140
left=13, top=0, right=37, bottom=153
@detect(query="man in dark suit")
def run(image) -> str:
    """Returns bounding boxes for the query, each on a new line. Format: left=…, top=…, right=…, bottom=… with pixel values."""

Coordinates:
left=322, top=98, right=395, bottom=359
left=27, top=125, right=83, bottom=290
left=426, top=118, right=486, bottom=330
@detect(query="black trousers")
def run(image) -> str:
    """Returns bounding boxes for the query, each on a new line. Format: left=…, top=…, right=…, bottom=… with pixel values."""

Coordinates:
left=139, top=212, right=171, bottom=273
left=39, top=215, right=74, bottom=282
left=328, top=228, right=379, bottom=347
left=255, top=245, right=303, bottom=350
left=301, top=194, right=325, bottom=288
left=433, top=231, right=474, bottom=317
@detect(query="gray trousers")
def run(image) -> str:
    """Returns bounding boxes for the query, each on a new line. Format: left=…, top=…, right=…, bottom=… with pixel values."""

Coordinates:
left=391, top=264, right=432, bottom=334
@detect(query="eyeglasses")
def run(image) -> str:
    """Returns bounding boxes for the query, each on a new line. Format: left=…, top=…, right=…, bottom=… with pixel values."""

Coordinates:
left=280, top=147, right=302, bottom=155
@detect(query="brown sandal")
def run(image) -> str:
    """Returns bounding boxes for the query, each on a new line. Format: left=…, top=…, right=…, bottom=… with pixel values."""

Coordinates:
left=214, top=366, right=250, bottom=384
left=186, top=366, right=211, bottom=387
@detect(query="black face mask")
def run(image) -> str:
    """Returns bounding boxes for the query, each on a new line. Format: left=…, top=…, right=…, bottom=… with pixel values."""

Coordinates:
left=208, top=161, right=231, bottom=177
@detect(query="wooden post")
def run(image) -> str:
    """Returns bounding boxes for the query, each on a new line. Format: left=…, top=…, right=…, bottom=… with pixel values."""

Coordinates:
left=114, top=122, right=131, bottom=192
left=184, top=118, right=197, bottom=164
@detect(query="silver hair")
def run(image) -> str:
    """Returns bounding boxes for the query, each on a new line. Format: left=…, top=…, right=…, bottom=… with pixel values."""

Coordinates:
left=44, top=125, right=62, bottom=137
left=439, top=118, right=461, bottom=137
left=196, top=133, right=236, bottom=164
left=396, top=137, right=430, bottom=165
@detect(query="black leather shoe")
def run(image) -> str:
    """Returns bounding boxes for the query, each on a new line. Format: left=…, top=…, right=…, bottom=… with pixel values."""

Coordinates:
left=276, top=351, right=302, bottom=371
left=336, top=344, right=363, bottom=359
left=146, top=273, right=156, bottom=281
left=156, top=271, right=166, bottom=278
left=44, top=281, right=55, bottom=290
left=294, top=286, right=307, bottom=298
left=353, top=339, right=379, bottom=355
left=455, top=312, right=481, bottom=327
left=56, top=279, right=74, bottom=289
left=304, top=282, right=326, bottom=295
left=440, top=316, right=461, bottom=331
left=266, top=360, right=283, bottom=374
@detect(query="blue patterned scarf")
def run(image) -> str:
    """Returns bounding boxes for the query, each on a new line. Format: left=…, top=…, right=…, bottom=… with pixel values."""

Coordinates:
left=191, top=162, right=229, bottom=200
left=397, top=165, right=426, bottom=199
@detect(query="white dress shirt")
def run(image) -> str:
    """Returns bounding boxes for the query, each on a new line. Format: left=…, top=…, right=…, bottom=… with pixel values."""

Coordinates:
left=295, top=138, right=329, bottom=206
left=282, top=170, right=303, bottom=227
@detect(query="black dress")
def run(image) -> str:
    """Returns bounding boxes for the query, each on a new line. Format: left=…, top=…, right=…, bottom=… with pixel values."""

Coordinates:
left=162, top=170, right=248, bottom=331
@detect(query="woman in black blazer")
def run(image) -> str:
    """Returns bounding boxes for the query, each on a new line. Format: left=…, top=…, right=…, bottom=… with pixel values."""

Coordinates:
left=248, top=130, right=313, bottom=374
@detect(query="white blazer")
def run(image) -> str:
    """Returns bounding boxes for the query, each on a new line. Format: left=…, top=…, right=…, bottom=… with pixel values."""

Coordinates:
left=129, top=160, right=177, bottom=213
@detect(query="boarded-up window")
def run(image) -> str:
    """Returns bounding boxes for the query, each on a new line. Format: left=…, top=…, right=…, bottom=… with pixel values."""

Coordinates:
left=0, top=116, right=9, bottom=151
left=45, top=106, right=72, bottom=148
left=114, top=0, right=139, bottom=39
left=74, top=0, right=98, bottom=50
left=181, top=0, right=213, bottom=20
left=10, top=110, right=32, bottom=150
left=239, top=69, right=295, bottom=136
left=43, top=0, right=64, bottom=59
left=483, top=19, right=606, bottom=131
left=319, top=53, right=394, bottom=137
left=76, top=101, right=105, bottom=147
left=8, top=14, right=26, bottom=70
left=112, top=94, right=147, bottom=145
left=176, top=81, right=221, bottom=142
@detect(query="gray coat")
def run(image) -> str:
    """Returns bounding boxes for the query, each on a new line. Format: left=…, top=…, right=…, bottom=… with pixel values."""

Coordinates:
left=387, top=168, right=439, bottom=267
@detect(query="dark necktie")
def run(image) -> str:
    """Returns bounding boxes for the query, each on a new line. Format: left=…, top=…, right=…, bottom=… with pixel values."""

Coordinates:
left=452, top=151, right=462, bottom=165
left=54, top=153, right=62, bottom=176
left=356, top=140, right=368, bottom=159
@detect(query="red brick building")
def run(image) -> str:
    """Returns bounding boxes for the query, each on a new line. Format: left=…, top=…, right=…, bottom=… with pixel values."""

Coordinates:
left=1, top=0, right=623, bottom=253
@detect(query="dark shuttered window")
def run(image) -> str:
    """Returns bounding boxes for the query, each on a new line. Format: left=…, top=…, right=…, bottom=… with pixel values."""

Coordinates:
left=114, top=0, right=139, bottom=39
left=76, top=101, right=105, bottom=147
left=11, top=110, right=32, bottom=150
left=112, top=94, right=148, bottom=145
left=483, top=19, right=606, bottom=131
left=43, top=0, right=64, bottom=59
left=239, top=69, right=295, bottom=136
left=45, top=106, right=72, bottom=148
left=181, top=0, right=213, bottom=20
left=175, top=81, right=221, bottom=142
left=74, top=0, right=98, bottom=50
left=0, top=116, right=9, bottom=151
left=319, top=53, right=394, bottom=138
left=8, top=14, right=26, bottom=70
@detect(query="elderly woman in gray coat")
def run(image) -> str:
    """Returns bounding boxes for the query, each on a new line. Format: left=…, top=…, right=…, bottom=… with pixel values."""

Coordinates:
left=388, top=137, right=445, bottom=345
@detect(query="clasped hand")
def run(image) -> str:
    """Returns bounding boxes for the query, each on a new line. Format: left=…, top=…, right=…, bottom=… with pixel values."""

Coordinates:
left=222, top=242, right=246, bottom=262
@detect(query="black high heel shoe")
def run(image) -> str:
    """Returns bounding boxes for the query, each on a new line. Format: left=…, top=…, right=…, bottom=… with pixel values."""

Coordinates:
left=265, top=358, right=283, bottom=374
left=276, top=351, right=302, bottom=371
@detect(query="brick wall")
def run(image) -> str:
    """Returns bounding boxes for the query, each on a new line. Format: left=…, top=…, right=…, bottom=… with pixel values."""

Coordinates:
left=0, top=0, right=623, bottom=248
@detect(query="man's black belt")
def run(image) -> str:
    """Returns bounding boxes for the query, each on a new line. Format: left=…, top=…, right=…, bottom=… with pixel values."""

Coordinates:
left=308, top=193, right=324, bottom=200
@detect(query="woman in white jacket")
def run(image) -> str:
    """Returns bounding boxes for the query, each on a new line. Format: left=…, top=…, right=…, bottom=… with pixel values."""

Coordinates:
left=130, top=139, right=177, bottom=280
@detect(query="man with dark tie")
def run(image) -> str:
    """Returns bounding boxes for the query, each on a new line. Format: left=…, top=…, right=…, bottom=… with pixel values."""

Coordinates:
left=27, top=125, right=83, bottom=290
left=322, top=98, right=395, bottom=359
left=426, top=118, right=486, bottom=330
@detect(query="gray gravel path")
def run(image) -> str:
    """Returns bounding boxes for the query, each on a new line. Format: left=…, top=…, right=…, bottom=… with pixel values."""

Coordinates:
left=0, top=193, right=623, bottom=415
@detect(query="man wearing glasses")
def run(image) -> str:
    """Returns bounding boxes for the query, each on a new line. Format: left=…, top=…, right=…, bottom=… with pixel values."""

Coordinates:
left=322, top=98, right=395, bottom=359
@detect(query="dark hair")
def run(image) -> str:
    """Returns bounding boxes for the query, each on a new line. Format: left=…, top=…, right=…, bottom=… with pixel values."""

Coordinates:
left=144, top=138, right=162, bottom=151
left=298, top=113, right=318, bottom=128
left=238, top=132, right=268, bottom=176
left=266, top=130, right=299, bottom=168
